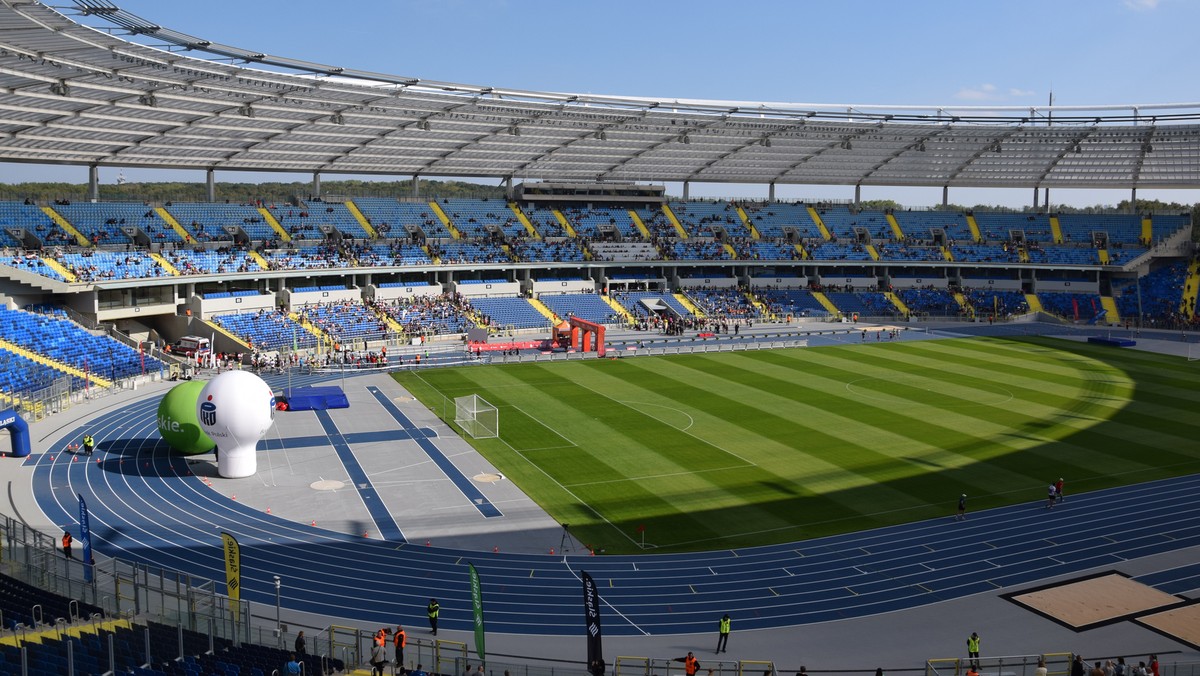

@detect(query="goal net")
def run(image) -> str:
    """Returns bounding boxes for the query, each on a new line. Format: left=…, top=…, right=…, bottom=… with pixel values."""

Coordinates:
left=454, top=394, right=499, bottom=439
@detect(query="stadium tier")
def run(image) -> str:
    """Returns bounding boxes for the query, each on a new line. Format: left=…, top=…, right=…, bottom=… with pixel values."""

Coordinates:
left=210, top=309, right=316, bottom=352
left=351, top=197, right=451, bottom=238
left=0, top=306, right=163, bottom=381
left=440, top=199, right=527, bottom=238
left=538, top=292, right=621, bottom=324
left=688, top=288, right=763, bottom=319
left=469, top=296, right=549, bottom=329
left=668, top=200, right=752, bottom=238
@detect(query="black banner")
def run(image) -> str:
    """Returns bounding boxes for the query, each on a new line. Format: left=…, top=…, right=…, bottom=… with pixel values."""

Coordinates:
left=582, top=571, right=604, bottom=674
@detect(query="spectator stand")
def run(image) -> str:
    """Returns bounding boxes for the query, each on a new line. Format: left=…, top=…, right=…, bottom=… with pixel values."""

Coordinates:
left=668, top=200, right=752, bottom=238
left=0, top=200, right=57, bottom=247
left=440, top=199, right=528, bottom=239
left=1112, top=259, right=1188, bottom=326
left=165, top=202, right=269, bottom=244
left=351, top=197, right=451, bottom=239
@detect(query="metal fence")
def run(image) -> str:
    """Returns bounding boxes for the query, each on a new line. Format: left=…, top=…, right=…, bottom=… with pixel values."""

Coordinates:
left=1, top=513, right=250, bottom=644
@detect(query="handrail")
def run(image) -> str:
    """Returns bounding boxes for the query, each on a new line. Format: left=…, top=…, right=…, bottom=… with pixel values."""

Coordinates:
left=31, top=603, right=42, bottom=627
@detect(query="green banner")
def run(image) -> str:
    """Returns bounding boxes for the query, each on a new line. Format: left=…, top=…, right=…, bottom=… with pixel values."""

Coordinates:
left=468, top=562, right=486, bottom=660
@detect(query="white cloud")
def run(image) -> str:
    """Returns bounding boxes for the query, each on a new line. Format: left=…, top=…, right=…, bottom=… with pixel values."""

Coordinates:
left=954, top=84, right=998, bottom=101
left=1123, top=0, right=1159, bottom=10
left=1009, top=88, right=1036, bottom=97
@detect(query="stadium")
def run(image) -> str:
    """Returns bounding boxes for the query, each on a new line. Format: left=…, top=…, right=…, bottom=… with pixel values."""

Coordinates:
left=0, top=1, right=1199, bottom=675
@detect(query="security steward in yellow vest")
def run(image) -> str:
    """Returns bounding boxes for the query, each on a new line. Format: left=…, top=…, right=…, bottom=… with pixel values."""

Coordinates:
left=82, top=434, right=95, bottom=456
left=716, top=613, right=731, bottom=653
left=427, top=598, right=439, bottom=636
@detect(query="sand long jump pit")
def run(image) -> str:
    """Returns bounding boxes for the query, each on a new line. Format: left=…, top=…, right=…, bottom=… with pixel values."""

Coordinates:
left=1135, top=603, right=1200, bottom=650
left=1005, top=572, right=1186, bottom=631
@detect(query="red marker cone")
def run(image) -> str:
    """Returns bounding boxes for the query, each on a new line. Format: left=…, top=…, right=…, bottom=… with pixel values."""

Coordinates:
left=73, top=457, right=77, bottom=462
left=492, top=546, right=499, bottom=553
left=231, top=495, right=236, bottom=500
left=266, top=507, right=271, bottom=514
left=96, top=458, right=101, bottom=464
left=364, top=532, right=370, bottom=538
left=549, top=547, right=556, bottom=555
left=311, top=520, right=316, bottom=527
left=425, top=540, right=431, bottom=547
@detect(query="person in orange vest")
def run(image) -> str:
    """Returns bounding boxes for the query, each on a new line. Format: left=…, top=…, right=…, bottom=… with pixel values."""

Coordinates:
left=374, top=627, right=388, bottom=648
left=393, top=625, right=406, bottom=667
left=673, top=652, right=700, bottom=676
left=62, top=530, right=73, bottom=559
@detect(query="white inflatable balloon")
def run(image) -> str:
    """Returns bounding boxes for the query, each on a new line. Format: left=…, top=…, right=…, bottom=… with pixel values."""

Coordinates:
left=196, top=370, right=276, bottom=478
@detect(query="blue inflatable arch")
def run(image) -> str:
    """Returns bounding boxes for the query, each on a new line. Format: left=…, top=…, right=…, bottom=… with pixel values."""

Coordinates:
left=0, top=409, right=31, bottom=458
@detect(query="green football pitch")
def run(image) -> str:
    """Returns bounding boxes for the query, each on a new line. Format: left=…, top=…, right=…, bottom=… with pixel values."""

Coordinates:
left=393, top=336, right=1200, bottom=554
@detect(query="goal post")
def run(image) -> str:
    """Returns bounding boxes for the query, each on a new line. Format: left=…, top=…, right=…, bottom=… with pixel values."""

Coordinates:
left=454, top=394, right=499, bottom=439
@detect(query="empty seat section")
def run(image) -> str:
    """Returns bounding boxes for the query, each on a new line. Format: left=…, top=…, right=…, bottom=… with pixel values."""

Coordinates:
left=813, top=206, right=891, bottom=241
left=0, top=201, right=56, bottom=246
left=440, top=199, right=526, bottom=238
left=892, top=210, right=974, bottom=243
left=741, top=202, right=824, bottom=239
left=540, top=293, right=620, bottom=324
left=0, top=306, right=163, bottom=379
left=521, top=204, right=567, bottom=237
left=973, top=212, right=1052, bottom=243
left=756, top=289, right=831, bottom=317
left=559, top=206, right=642, bottom=239
left=167, top=202, right=271, bottom=242
left=469, top=296, right=549, bottom=329
left=211, top=310, right=316, bottom=351
left=1057, top=213, right=1143, bottom=245
left=1038, top=291, right=1104, bottom=320
left=668, top=201, right=751, bottom=238
left=897, top=288, right=960, bottom=316
left=353, top=198, right=450, bottom=238
left=54, top=202, right=171, bottom=245
left=824, top=291, right=871, bottom=316
left=296, top=201, right=370, bottom=239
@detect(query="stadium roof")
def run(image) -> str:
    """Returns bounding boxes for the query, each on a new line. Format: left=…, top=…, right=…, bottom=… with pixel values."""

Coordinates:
left=0, top=0, right=1197, bottom=189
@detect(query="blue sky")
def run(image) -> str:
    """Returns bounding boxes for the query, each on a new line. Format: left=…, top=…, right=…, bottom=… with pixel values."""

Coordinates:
left=6, top=0, right=1198, bottom=207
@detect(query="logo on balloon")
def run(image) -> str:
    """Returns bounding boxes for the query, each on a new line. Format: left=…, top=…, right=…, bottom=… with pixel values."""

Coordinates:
left=200, top=401, right=216, bottom=427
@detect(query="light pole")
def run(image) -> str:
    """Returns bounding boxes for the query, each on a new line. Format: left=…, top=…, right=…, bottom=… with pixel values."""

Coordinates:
left=273, top=575, right=282, bottom=648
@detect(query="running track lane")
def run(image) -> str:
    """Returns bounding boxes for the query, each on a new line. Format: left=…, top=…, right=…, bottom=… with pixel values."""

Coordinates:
left=31, top=390, right=1200, bottom=636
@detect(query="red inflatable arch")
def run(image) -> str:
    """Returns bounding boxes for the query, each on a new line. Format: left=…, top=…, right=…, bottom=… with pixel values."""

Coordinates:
left=567, top=317, right=606, bottom=357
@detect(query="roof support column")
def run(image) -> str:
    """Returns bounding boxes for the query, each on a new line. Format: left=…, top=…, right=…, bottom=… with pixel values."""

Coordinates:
left=1043, top=188, right=1050, bottom=213
left=1129, top=187, right=1137, bottom=214
left=312, top=172, right=321, bottom=200
left=87, top=164, right=99, bottom=202
left=504, top=176, right=513, bottom=200
left=206, top=169, right=215, bottom=202
left=1032, top=187, right=1040, bottom=211
left=682, top=181, right=690, bottom=200
left=768, top=182, right=776, bottom=201
left=854, top=184, right=861, bottom=208
left=942, top=186, right=949, bottom=207
left=412, top=175, right=420, bottom=199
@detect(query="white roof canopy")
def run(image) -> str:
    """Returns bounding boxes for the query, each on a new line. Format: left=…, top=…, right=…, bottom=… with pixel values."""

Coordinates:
left=0, top=0, right=1195, bottom=189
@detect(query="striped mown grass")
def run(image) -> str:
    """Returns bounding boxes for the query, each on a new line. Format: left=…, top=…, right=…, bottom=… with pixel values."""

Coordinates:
left=393, top=336, right=1200, bottom=554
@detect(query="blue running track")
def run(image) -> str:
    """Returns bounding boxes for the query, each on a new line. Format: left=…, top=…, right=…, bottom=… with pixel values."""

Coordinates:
left=30, top=383, right=1200, bottom=636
